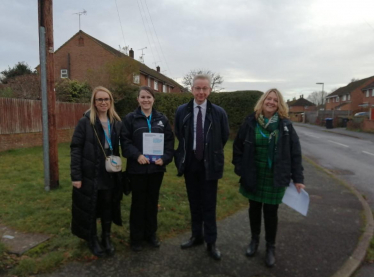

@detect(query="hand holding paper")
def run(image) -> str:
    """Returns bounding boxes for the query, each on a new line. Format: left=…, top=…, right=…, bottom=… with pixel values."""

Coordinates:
left=282, top=183, right=309, bottom=216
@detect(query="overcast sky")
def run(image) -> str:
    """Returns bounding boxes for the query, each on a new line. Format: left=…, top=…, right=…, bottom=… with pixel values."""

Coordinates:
left=1, top=0, right=374, bottom=100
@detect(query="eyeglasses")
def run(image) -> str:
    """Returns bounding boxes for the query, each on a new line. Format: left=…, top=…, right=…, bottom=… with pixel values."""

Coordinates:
left=193, top=86, right=210, bottom=92
left=95, top=98, right=110, bottom=103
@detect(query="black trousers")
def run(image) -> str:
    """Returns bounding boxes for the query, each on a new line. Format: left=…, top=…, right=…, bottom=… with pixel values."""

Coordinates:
left=129, top=172, right=164, bottom=244
left=184, top=154, right=218, bottom=244
left=249, top=200, right=278, bottom=245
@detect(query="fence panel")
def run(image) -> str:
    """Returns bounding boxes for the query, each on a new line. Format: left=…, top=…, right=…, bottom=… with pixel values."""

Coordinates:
left=0, top=98, right=89, bottom=134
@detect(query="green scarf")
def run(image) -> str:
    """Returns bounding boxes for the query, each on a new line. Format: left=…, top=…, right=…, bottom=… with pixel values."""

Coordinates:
left=257, top=113, right=279, bottom=169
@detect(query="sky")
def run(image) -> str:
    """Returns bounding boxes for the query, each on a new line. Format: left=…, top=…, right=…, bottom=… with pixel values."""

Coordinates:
left=1, top=0, right=374, bottom=101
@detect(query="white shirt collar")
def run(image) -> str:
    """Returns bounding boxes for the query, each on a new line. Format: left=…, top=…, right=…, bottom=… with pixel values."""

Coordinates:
left=193, top=100, right=207, bottom=109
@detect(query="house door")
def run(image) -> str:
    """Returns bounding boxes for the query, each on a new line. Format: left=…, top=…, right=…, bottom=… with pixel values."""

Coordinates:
left=371, top=108, right=374, bottom=120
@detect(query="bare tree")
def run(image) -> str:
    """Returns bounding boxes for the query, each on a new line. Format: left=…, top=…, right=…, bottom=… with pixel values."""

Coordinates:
left=183, top=69, right=224, bottom=92
left=307, top=90, right=328, bottom=106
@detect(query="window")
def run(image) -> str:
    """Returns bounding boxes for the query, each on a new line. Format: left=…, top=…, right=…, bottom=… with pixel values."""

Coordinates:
left=366, top=90, right=370, bottom=97
left=133, top=74, right=140, bottom=84
left=163, top=84, right=167, bottom=93
left=371, top=89, right=374, bottom=97
left=148, top=77, right=151, bottom=87
left=61, top=69, right=68, bottom=78
left=348, top=94, right=351, bottom=100
left=342, top=95, right=346, bottom=101
left=336, top=96, right=339, bottom=102
left=154, top=80, right=158, bottom=90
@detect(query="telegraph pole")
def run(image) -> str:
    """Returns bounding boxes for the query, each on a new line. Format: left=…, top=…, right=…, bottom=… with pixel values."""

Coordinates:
left=38, top=0, right=59, bottom=190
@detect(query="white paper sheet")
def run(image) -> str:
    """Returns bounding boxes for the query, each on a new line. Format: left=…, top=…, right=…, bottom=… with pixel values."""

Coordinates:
left=143, top=133, right=164, bottom=162
left=282, top=183, right=309, bottom=216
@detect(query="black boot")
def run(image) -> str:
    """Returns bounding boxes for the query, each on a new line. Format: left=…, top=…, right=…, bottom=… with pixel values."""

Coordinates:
left=207, top=243, right=221, bottom=261
left=88, top=235, right=105, bottom=257
left=101, top=221, right=115, bottom=256
left=265, top=243, right=275, bottom=267
left=246, top=237, right=259, bottom=257
left=147, top=233, right=160, bottom=248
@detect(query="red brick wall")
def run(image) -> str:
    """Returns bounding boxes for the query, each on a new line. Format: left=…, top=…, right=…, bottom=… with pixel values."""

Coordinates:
left=54, top=33, right=116, bottom=83
left=362, top=119, right=374, bottom=132
left=0, top=129, right=74, bottom=152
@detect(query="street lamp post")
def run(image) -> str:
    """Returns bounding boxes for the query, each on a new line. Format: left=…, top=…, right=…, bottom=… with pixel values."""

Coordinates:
left=316, top=82, right=324, bottom=107
left=316, top=82, right=324, bottom=125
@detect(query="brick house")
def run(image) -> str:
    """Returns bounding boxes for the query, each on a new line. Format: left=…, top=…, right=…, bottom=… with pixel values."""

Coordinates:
left=325, top=76, right=374, bottom=112
left=37, top=30, right=184, bottom=93
left=287, top=95, right=316, bottom=122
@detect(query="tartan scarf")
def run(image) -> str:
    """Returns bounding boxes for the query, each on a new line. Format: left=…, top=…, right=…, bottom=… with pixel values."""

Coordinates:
left=257, top=113, right=279, bottom=168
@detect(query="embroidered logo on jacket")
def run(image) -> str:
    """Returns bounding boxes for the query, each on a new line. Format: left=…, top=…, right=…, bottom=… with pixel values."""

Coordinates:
left=157, top=120, right=164, bottom=127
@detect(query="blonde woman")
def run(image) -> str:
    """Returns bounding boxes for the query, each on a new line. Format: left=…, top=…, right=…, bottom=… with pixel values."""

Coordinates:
left=71, top=86, right=126, bottom=257
left=232, top=88, right=305, bottom=267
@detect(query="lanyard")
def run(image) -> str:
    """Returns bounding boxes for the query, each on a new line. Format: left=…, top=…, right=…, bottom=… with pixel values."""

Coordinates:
left=257, top=123, right=269, bottom=139
left=141, top=111, right=152, bottom=133
left=103, top=118, right=113, bottom=152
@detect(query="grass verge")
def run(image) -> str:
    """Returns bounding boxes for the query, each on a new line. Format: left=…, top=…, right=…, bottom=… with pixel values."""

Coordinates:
left=0, top=140, right=246, bottom=276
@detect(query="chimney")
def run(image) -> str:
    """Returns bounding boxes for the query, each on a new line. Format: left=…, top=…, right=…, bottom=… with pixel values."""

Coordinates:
left=129, top=48, right=134, bottom=58
left=156, top=66, right=160, bottom=73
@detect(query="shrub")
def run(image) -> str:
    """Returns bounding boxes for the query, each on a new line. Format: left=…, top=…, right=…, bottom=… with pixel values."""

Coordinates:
left=115, top=90, right=263, bottom=134
left=55, top=79, right=92, bottom=103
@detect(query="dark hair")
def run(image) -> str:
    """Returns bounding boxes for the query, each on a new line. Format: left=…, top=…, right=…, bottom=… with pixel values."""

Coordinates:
left=138, top=86, right=155, bottom=98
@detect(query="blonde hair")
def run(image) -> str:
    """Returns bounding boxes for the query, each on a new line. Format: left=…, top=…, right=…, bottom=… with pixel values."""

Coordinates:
left=89, top=86, right=121, bottom=125
left=254, top=88, right=289, bottom=119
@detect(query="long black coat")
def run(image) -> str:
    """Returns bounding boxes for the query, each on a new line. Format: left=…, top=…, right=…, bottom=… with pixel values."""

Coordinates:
left=174, top=99, right=230, bottom=180
left=232, top=113, right=304, bottom=193
left=122, top=107, right=174, bottom=174
left=70, top=111, right=125, bottom=241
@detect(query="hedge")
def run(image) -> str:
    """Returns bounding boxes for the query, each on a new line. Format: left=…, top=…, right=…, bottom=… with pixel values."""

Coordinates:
left=115, top=90, right=263, bottom=135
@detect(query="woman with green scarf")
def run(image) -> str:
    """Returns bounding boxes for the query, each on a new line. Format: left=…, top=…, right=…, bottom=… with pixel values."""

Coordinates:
left=232, top=88, right=305, bottom=268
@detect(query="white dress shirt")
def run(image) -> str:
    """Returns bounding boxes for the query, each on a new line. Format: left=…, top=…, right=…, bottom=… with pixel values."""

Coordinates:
left=193, top=100, right=207, bottom=150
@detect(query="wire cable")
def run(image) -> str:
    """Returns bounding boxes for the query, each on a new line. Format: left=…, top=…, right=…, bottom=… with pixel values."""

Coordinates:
left=114, top=0, right=127, bottom=47
left=144, top=0, right=173, bottom=78
left=136, top=0, right=156, bottom=65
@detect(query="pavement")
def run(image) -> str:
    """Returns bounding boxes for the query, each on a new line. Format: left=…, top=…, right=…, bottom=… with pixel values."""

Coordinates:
left=292, top=122, right=374, bottom=143
left=38, top=158, right=373, bottom=277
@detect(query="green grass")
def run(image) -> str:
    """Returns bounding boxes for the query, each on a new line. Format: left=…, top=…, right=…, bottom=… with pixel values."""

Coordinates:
left=0, top=140, right=247, bottom=276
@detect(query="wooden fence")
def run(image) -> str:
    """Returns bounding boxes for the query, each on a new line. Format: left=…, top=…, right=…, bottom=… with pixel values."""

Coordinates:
left=0, top=98, right=89, bottom=135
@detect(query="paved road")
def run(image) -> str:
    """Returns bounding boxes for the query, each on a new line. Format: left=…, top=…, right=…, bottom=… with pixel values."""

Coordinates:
left=294, top=124, right=374, bottom=209
left=293, top=123, right=374, bottom=277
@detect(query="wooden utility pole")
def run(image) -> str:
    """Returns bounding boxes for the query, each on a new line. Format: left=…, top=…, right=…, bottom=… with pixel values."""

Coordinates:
left=38, top=0, right=59, bottom=189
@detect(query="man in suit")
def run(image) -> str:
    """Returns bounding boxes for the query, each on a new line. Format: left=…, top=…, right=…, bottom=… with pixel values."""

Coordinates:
left=174, top=74, right=229, bottom=260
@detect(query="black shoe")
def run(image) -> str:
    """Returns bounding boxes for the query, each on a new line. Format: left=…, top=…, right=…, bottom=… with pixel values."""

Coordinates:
left=131, top=243, right=143, bottom=252
left=147, top=234, right=161, bottom=248
left=207, top=243, right=221, bottom=261
left=102, top=233, right=115, bottom=256
left=88, top=235, right=105, bottom=257
left=180, top=236, right=204, bottom=249
left=246, top=239, right=259, bottom=257
left=265, top=244, right=275, bottom=268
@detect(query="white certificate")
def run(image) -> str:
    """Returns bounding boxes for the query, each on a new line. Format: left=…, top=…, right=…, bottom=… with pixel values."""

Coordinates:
left=143, top=133, right=164, bottom=162
left=282, top=182, right=310, bottom=216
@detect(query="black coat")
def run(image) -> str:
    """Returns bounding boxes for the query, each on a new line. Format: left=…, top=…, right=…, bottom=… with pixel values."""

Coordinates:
left=122, top=107, right=174, bottom=174
left=232, top=113, right=304, bottom=193
left=174, top=99, right=230, bottom=180
left=70, top=111, right=125, bottom=241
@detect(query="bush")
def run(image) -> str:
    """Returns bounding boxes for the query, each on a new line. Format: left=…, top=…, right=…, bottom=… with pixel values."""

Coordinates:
left=0, top=87, right=14, bottom=98
left=55, top=79, right=92, bottom=103
left=115, top=90, right=263, bottom=134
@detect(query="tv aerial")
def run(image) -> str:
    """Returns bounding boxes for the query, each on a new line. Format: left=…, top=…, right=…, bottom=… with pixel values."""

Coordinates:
left=73, top=9, right=87, bottom=30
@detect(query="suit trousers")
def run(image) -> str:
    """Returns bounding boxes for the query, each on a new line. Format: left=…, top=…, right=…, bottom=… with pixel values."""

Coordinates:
left=130, top=172, right=164, bottom=244
left=249, top=200, right=278, bottom=245
left=184, top=153, right=218, bottom=244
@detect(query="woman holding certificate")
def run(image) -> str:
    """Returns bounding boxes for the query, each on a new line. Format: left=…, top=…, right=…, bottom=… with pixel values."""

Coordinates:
left=232, top=88, right=305, bottom=267
left=122, top=86, right=174, bottom=252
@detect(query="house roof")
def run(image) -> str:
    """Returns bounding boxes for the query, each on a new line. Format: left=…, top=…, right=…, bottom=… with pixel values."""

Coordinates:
left=362, top=81, right=374, bottom=91
left=289, top=97, right=315, bottom=107
left=54, top=30, right=184, bottom=90
left=326, top=76, right=374, bottom=98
